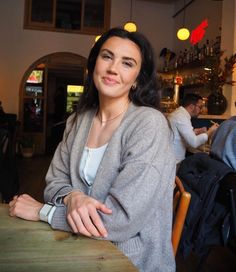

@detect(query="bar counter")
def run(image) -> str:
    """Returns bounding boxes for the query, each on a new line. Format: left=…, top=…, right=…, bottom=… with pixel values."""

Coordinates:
left=0, top=204, right=137, bottom=272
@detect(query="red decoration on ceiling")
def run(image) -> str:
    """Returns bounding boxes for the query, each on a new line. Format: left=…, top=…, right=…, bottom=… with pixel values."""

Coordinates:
left=190, top=19, right=208, bottom=45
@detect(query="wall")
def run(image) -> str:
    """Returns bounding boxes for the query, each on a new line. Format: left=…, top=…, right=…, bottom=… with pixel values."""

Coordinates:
left=0, top=0, right=175, bottom=115
left=221, top=0, right=236, bottom=116
left=173, top=0, right=222, bottom=54
left=173, top=0, right=236, bottom=116
left=0, top=0, right=231, bottom=116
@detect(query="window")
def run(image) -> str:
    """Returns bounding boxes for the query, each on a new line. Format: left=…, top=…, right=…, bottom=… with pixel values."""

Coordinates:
left=24, top=0, right=111, bottom=35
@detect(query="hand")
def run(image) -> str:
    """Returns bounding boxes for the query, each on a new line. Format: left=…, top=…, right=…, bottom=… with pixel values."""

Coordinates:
left=207, top=123, right=219, bottom=137
left=63, top=191, right=112, bottom=238
left=194, top=127, right=207, bottom=135
left=9, top=194, right=43, bottom=221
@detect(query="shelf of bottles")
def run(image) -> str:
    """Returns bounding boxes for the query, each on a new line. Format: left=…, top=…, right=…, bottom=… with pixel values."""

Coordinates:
left=159, top=35, right=221, bottom=113
left=160, top=34, right=221, bottom=78
left=175, top=35, right=221, bottom=70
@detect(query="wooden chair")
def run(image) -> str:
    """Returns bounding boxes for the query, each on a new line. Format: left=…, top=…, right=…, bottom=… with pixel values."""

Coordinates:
left=172, top=176, right=191, bottom=256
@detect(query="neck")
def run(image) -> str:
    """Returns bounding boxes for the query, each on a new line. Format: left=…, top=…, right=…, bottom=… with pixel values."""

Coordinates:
left=97, top=100, right=130, bottom=124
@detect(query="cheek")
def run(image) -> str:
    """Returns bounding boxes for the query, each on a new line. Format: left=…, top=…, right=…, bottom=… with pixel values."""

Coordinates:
left=123, top=70, right=139, bottom=85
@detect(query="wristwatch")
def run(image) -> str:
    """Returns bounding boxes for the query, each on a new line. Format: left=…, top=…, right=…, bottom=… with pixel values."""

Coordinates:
left=39, top=203, right=54, bottom=222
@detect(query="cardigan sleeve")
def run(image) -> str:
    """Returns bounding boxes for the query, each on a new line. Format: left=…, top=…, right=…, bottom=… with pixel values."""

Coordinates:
left=44, top=114, right=76, bottom=204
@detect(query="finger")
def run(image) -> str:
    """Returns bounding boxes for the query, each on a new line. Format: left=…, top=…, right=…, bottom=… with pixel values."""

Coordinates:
left=22, top=194, right=35, bottom=200
left=9, top=199, right=17, bottom=207
left=9, top=203, right=19, bottom=217
left=89, top=209, right=108, bottom=237
left=9, top=206, right=15, bottom=217
left=67, top=212, right=92, bottom=237
left=97, top=203, right=112, bottom=214
left=79, top=210, right=101, bottom=237
left=67, top=213, right=79, bottom=233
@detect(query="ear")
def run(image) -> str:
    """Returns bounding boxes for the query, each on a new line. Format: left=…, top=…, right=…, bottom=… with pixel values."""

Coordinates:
left=131, top=82, right=137, bottom=90
left=186, top=104, right=194, bottom=114
left=189, top=104, right=195, bottom=110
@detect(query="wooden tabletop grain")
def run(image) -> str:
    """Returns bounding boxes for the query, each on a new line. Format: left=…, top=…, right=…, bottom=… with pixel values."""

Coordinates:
left=0, top=204, right=138, bottom=272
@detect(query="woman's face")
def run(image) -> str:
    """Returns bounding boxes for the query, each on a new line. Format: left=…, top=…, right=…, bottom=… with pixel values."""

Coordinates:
left=93, top=36, right=142, bottom=102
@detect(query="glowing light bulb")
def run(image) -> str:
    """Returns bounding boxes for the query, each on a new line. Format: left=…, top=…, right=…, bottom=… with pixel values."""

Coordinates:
left=124, top=22, right=137, bottom=32
left=177, top=28, right=190, bottom=41
left=95, top=35, right=101, bottom=42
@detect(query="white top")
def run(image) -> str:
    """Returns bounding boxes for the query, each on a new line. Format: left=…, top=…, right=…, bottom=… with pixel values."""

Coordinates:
left=44, top=144, right=108, bottom=224
left=168, top=106, right=208, bottom=164
left=79, top=144, right=108, bottom=188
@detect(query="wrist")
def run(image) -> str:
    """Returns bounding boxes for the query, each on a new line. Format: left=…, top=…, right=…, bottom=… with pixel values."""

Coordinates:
left=206, top=129, right=212, bottom=137
left=39, top=203, right=54, bottom=222
left=63, top=190, right=83, bottom=205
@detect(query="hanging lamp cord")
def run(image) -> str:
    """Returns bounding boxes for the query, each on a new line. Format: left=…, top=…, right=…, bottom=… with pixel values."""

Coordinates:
left=130, top=0, right=133, bottom=21
left=183, top=0, right=186, bottom=27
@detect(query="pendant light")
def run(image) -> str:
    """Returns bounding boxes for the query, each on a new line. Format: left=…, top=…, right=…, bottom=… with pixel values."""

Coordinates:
left=95, top=35, right=101, bottom=42
left=124, top=0, right=137, bottom=32
left=177, top=0, right=190, bottom=41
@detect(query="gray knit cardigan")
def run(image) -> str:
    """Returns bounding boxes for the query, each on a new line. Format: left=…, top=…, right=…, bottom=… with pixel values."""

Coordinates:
left=44, top=103, right=176, bottom=272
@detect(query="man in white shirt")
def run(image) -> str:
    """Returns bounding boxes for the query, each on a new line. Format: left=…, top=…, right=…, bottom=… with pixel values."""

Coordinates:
left=168, top=93, right=218, bottom=164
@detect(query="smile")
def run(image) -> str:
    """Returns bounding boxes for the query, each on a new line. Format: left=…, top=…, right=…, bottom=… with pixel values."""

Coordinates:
left=102, top=76, right=119, bottom=85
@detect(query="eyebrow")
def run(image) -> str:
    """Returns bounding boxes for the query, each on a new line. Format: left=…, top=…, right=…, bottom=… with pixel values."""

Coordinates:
left=100, top=49, right=138, bottom=65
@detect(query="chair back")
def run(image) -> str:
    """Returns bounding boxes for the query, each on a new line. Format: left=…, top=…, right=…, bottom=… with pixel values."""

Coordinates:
left=172, top=176, right=191, bottom=256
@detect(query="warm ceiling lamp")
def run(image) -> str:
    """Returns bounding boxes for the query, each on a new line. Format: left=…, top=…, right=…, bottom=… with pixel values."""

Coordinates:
left=177, top=0, right=190, bottom=41
left=177, top=28, right=190, bottom=40
left=124, top=0, right=137, bottom=32
left=95, top=35, right=101, bottom=42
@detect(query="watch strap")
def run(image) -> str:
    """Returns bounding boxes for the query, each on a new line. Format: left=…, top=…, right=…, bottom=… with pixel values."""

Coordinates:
left=39, top=204, right=53, bottom=222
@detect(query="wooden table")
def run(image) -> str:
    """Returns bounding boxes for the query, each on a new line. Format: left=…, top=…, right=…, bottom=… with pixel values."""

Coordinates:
left=0, top=204, right=137, bottom=272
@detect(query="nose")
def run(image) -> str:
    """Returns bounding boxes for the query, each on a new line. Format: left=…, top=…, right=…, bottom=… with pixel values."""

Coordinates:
left=107, top=60, right=118, bottom=74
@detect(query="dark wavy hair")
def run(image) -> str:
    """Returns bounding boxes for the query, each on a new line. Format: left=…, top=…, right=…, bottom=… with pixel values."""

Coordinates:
left=76, top=27, right=161, bottom=114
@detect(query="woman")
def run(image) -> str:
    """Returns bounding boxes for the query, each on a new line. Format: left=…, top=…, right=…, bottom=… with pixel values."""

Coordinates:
left=9, top=28, right=176, bottom=272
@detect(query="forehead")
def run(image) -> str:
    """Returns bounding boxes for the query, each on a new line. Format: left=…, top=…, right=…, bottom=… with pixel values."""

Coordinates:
left=100, top=36, right=142, bottom=59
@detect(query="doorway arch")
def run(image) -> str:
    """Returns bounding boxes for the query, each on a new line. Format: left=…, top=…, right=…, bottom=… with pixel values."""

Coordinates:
left=19, top=52, right=87, bottom=154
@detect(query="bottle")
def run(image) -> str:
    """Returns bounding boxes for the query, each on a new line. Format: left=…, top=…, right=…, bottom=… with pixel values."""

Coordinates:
left=205, top=39, right=210, bottom=56
left=183, top=49, right=188, bottom=64
left=189, top=46, right=194, bottom=63
left=214, top=27, right=221, bottom=55
left=201, top=97, right=208, bottom=115
left=209, top=40, right=214, bottom=56
left=177, top=51, right=183, bottom=67
left=193, top=44, right=199, bottom=61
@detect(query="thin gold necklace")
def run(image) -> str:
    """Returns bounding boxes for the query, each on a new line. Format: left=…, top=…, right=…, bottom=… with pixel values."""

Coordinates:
left=97, top=102, right=129, bottom=124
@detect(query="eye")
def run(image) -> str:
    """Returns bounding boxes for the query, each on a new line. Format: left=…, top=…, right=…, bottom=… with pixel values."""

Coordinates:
left=123, top=61, right=134, bottom=68
left=100, top=53, right=112, bottom=60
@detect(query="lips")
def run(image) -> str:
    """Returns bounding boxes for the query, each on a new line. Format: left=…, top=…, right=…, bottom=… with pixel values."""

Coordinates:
left=102, top=76, right=119, bottom=85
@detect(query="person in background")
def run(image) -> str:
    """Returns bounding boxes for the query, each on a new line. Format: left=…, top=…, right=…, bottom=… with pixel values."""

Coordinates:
left=168, top=93, right=219, bottom=164
left=210, top=116, right=236, bottom=171
left=9, top=27, right=176, bottom=272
